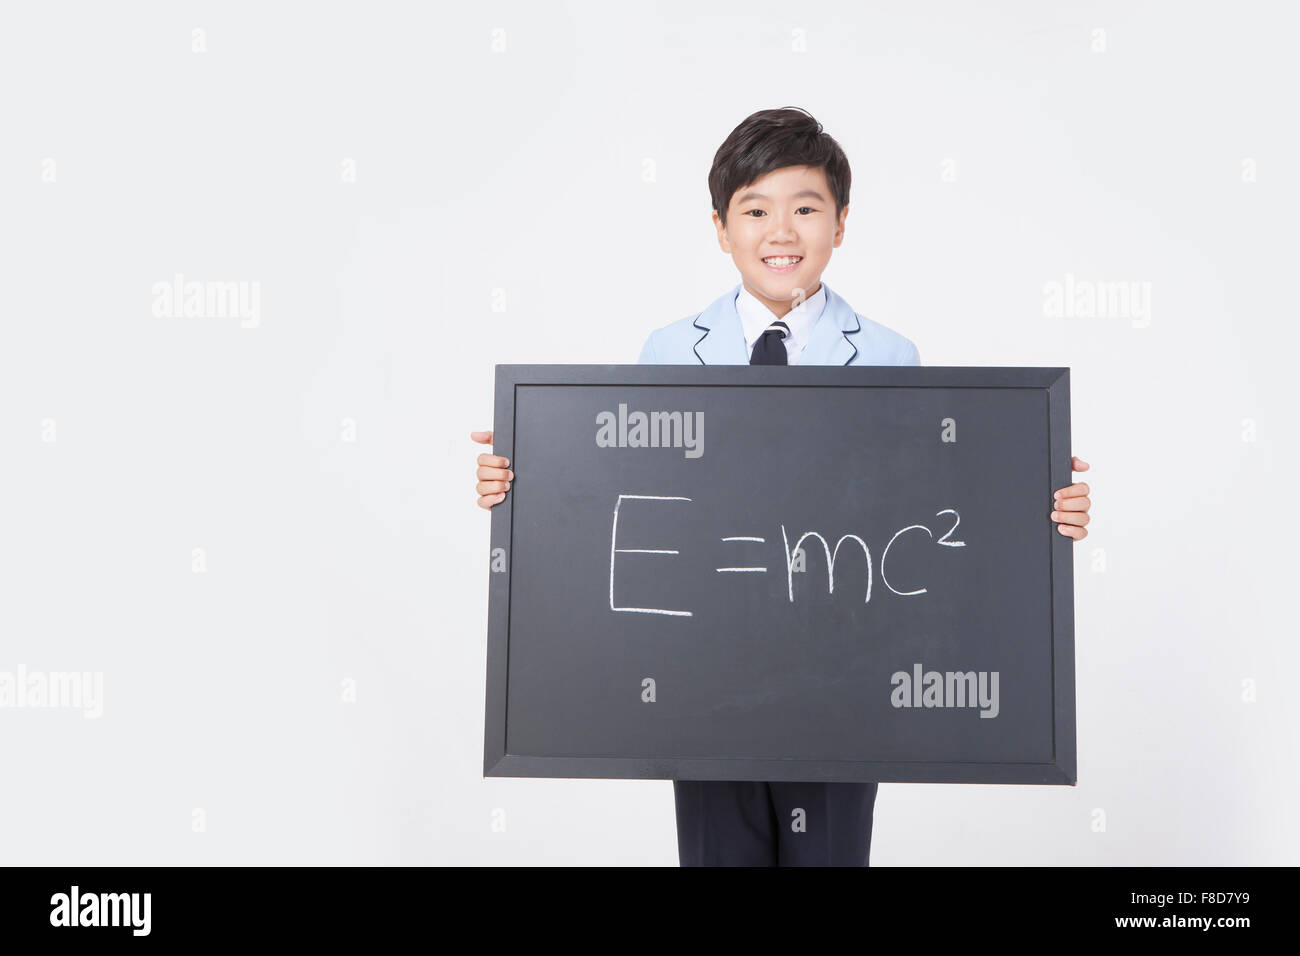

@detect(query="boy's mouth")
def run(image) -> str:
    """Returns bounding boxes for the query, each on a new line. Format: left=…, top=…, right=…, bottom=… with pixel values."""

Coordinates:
left=761, top=255, right=802, bottom=273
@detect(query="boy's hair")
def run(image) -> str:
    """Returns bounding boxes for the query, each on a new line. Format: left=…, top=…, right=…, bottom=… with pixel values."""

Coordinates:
left=708, top=106, right=851, bottom=228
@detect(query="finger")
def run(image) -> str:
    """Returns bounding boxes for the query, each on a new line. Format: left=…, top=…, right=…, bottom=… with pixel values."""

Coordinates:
left=477, top=479, right=510, bottom=496
left=1053, top=481, right=1089, bottom=499
left=477, top=491, right=506, bottom=510
left=477, top=452, right=510, bottom=468
left=1051, top=510, right=1089, bottom=527
left=1071, top=456, right=1090, bottom=471
left=1053, top=496, right=1089, bottom=513
left=477, top=465, right=514, bottom=480
left=471, top=430, right=494, bottom=443
left=1057, top=524, right=1088, bottom=540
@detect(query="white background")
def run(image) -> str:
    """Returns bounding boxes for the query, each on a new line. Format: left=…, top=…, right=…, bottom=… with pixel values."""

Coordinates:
left=1, top=1, right=1295, bottom=865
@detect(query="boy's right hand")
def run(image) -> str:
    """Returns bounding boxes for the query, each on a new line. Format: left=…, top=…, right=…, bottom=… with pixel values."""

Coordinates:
left=471, top=430, right=512, bottom=510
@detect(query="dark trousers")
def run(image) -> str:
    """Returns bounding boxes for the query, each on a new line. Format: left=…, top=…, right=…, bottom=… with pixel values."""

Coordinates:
left=673, top=780, right=879, bottom=866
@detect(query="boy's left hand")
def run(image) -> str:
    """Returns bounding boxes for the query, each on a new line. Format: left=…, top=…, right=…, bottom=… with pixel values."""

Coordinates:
left=1051, top=457, right=1091, bottom=540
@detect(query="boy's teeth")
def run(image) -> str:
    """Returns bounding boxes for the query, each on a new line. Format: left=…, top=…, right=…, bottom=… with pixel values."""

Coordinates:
left=764, top=256, right=801, bottom=266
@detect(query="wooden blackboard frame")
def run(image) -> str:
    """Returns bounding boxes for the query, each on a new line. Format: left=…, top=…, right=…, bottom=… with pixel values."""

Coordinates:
left=484, top=365, right=1076, bottom=785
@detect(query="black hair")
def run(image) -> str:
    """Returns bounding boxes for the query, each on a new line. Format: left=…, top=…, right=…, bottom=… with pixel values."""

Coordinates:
left=708, top=106, right=851, bottom=228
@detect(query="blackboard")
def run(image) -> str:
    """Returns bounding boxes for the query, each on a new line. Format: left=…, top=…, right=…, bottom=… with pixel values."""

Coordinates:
left=484, top=365, right=1076, bottom=785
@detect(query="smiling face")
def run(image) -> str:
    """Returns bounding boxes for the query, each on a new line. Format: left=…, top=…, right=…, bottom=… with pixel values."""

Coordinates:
left=713, top=164, right=848, bottom=318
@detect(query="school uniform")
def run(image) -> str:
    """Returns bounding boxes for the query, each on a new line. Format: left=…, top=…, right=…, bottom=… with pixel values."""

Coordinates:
left=637, top=279, right=921, bottom=866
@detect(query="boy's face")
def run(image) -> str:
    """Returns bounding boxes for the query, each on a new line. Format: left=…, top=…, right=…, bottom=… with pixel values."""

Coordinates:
left=713, top=164, right=847, bottom=317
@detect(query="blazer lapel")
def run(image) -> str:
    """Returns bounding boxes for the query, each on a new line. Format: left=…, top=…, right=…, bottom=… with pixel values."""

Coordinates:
left=690, top=280, right=861, bottom=366
left=799, top=281, right=860, bottom=366
left=690, top=284, right=750, bottom=365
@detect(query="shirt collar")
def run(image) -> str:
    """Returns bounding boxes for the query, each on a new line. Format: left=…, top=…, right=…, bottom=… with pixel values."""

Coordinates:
left=735, top=282, right=827, bottom=356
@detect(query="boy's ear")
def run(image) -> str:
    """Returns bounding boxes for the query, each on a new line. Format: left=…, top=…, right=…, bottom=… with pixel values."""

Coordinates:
left=712, top=209, right=732, bottom=254
left=833, top=203, right=849, bottom=247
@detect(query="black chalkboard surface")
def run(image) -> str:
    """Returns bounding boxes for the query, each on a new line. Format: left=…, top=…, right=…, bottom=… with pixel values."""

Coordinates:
left=484, top=365, right=1075, bottom=785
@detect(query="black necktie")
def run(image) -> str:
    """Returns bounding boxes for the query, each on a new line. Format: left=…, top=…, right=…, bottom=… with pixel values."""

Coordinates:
left=750, top=319, right=790, bottom=365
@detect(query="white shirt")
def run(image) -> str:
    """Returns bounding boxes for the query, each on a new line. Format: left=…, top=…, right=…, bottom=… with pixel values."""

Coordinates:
left=735, top=282, right=827, bottom=365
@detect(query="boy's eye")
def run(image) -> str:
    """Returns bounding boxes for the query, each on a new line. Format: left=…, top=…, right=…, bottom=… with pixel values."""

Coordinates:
left=744, top=207, right=816, bottom=217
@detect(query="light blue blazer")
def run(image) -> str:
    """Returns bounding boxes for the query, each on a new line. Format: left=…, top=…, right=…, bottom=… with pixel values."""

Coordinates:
left=637, top=281, right=921, bottom=367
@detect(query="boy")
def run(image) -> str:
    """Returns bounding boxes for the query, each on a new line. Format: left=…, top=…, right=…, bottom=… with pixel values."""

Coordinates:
left=471, top=107, right=1092, bottom=866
